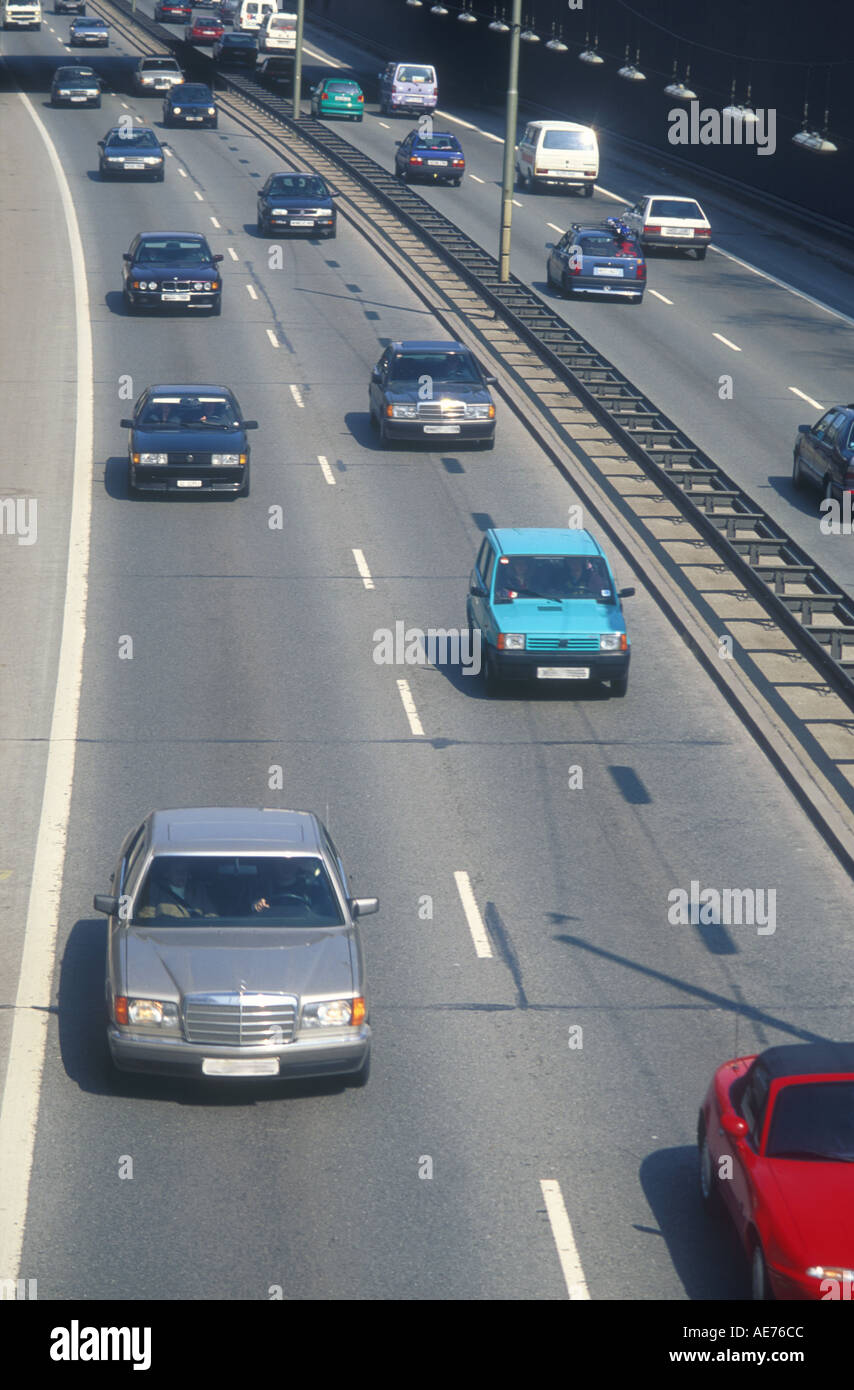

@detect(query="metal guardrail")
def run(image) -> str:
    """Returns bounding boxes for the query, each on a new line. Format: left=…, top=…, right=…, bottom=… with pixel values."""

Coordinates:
left=101, top=0, right=854, bottom=711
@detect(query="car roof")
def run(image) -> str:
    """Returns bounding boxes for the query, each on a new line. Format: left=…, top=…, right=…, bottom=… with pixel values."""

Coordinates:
left=527, top=120, right=592, bottom=131
left=489, top=528, right=604, bottom=558
left=106, top=125, right=159, bottom=135
left=139, top=55, right=180, bottom=62
left=642, top=194, right=705, bottom=204
left=758, top=1042, right=854, bottom=1080
left=136, top=231, right=207, bottom=239
left=390, top=340, right=468, bottom=353
left=146, top=383, right=236, bottom=394
left=148, top=808, right=323, bottom=855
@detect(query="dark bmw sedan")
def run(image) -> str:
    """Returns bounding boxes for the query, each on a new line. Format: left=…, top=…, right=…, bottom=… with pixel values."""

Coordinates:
left=212, top=30, right=256, bottom=65
left=98, top=126, right=166, bottom=180
left=368, top=340, right=497, bottom=449
left=256, top=171, right=336, bottom=238
left=394, top=128, right=465, bottom=185
left=51, top=64, right=101, bottom=106
left=163, top=82, right=217, bottom=127
left=121, top=385, right=257, bottom=496
left=123, top=232, right=223, bottom=315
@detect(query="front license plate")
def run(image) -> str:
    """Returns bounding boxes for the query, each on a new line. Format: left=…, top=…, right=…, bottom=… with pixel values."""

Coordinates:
left=537, top=666, right=590, bottom=680
left=423, top=424, right=461, bottom=434
left=70, top=95, right=86, bottom=101
left=176, top=479, right=203, bottom=487
left=202, top=1057, right=280, bottom=1076
left=125, top=163, right=144, bottom=170
left=162, top=292, right=191, bottom=300
left=594, top=266, right=622, bottom=277
left=290, top=218, right=314, bottom=226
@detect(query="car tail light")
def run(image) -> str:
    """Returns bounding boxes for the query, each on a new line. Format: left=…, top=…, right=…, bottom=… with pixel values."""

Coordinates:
left=357, top=93, right=364, bottom=101
left=645, top=224, right=661, bottom=234
left=452, top=158, right=464, bottom=167
left=409, top=155, right=423, bottom=164
left=570, top=261, right=582, bottom=276
left=635, top=261, right=646, bottom=279
left=696, top=227, right=711, bottom=237
left=115, top=996, right=129, bottom=1025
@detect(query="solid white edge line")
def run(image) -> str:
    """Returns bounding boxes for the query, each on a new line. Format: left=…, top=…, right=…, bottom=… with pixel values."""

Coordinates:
left=788, top=386, right=824, bottom=412
left=453, top=870, right=492, bottom=959
left=318, top=454, right=335, bottom=485
left=546, top=222, right=563, bottom=233
left=352, top=548, right=374, bottom=590
left=0, top=90, right=93, bottom=1290
left=540, top=1179, right=590, bottom=1299
left=396, top=678, right=424, bottom=737
left=266, top=328, right=279, bottom=348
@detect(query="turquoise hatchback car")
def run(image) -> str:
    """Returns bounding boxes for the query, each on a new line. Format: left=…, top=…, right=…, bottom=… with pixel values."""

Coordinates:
left=466, top=528, right=634, bottom=694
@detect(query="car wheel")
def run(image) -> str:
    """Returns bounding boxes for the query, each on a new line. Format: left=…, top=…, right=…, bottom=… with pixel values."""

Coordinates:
left=349, top=1049, right=371, bottom=1088
left=792, top=450, right=806, bottom=490
left=483, top=647, right=501, bottom=692
left=210, top=295, right=222, bottom=316
left=100, top=165, right=110, bottom=180
left=698, top=1124, right=723, bottom=1212
left=751, top=1242, right=773, bottom=1301
left=378, top=418, right=391, bottom=450
left=155, top=168, right=165, bottom=182
left=238, top=470, right=250, bottom=498
left=211, top=118, right=218, bottom=129
left=561, top=274, right=572, bottom=299
left=583, top=182, right=594, bottom=197
left=93, top=96, right=101, bottom=108
left=479, top=435, right=495, bottom=451
left=356, top=114, right=363, bottom=122
left=694, top=246, right=707, bottom=260
left=630, top=294, right=643, bottom=305
left=127, top=466, right=139, bottom=497
left=452, top=177, right=462, bottom=187
left=324, top=227, right=336, bottom=239
left=611, top=673, right=628, bottom=697
left=51, top=96, right=59, bottom=106
left=257, top=212, right=266, bottom=234
left=123, top=289, right=136, bottom=315
left=823, top=476, right=836, bottom=508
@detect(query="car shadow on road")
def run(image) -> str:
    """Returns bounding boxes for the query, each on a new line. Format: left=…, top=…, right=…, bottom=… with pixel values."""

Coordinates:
left=766, top=472, right=823, bottom=518
left=639, top=1145, right=749, bottom=1299
left=58, top=918, right=355, bottom=1105
left=428, top=655, right=616, bottom=702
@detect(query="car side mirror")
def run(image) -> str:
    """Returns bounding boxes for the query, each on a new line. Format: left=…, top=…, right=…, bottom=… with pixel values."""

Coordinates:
left=97, top=139, right=105, bottom=147
left=394, top=139, right=401, bottom=146
left=93, top=894, right=119, bottom=916
left=721, top=1113, right=748, bottom=1139
left=242, top=420, right=259, bottom=430
left=371, top=367, right=382, bottom=382
left=469, top=582, right=486, bottom=598
left=122, top=252, right=132, bottom=261
left=351, top=896, right=379, bottom=918
left=618, top=586, right=635, bottom=598
left=120, top=418, right=133, bottom=429
left=213, top=254, right=224, bottom=262
left=797, top=424, right=810, bottom=434
left=484, top=374, right=497, bottom=386
left=545, top=241, right=554, bottom=249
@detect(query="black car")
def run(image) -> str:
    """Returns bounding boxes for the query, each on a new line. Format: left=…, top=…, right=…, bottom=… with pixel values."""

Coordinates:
left=121, top=385, right=257, bottom=497
left=153, top=0, right=192, bottom=20
left=55, top=0, right=85, bottom=12
left=163, top=82, right=218, bottom=128
left=256, top=172, right=336, bottom=238
left=212, top=31, right=256, bottom=65
left=394, top=129, right=465, bottom=185
left=122, top=232, right=223, bottom=315
left=368, top=340, right=497, bottom=450
left=792, top=404, right=854, bottom=507
left=51, top=64, right=100, bottom=106
left=98, top=126, right=166, bottom=180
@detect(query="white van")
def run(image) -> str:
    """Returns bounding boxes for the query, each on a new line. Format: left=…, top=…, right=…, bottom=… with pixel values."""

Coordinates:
left=1, top=0, right=42, bottom=28
left=237, top=0, right=276, bottom=32
left=258, top=9, right=296, bottom=52
left=515, top=120, right=599, bottom=196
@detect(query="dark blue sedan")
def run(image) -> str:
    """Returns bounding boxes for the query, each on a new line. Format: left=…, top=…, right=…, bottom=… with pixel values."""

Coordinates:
left=122, top=232, right=223, bottom=315
left=546, top=218, right=647, bottom=304
left=212, top=31, right=257, bottom=65
left=121, top=385, right=257, bottom=497
left=394, top=128, right=465, bottom=185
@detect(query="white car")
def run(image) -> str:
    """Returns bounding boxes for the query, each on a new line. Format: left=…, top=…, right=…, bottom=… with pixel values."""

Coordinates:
left=621, top=194, right=711, bottom=260
left=133, top=55, right=185, bottom=92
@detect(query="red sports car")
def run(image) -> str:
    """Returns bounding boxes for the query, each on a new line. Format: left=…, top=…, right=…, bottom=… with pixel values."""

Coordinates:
left=185, top=14, right=224, bottom=42
left=699, top=1042, right=854, bottom=1300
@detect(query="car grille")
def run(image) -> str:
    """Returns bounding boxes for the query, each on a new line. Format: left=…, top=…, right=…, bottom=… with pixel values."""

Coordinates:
left=159, top=278, right=205, bottom=291
left=416, top=400, right=466, bottom=420
left=184, top=992, right=298, bottom=1046
left=166, top=452, right=214, bottom=466
left=526, top=635, right=599, bottom=652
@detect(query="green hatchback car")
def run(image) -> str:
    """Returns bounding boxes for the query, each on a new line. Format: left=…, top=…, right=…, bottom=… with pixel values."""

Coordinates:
left=310, top=76, right=364, bottom=121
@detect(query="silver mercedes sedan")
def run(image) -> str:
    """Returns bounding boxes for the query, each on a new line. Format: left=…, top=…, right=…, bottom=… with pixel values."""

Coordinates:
left=94, top=807, right=377, bottom=1086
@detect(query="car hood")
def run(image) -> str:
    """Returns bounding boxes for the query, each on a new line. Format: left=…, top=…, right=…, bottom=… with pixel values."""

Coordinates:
left=130, top=426, right=247, bottom=450
left=385, top=382, right=489, bottom=404
left=764, top=1161, right=854, bottom=1265
left=171, top=96, right=214, bottom=107
left=55, top=81, right=98, bottom=90
left=493, top=596, right=623, bottom=634
left=263, top=194, right=332, bottom=209
left=131, top=260, right=215, bottom=277
left=107, top=146, right=162, bottom=158
left=124, top=926, right=355, bottom=999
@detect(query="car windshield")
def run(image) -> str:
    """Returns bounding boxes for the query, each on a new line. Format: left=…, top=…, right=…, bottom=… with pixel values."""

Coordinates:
left=267, top=175, right=327, bottom=197
left=649, top=199, right=704, bottom=220
left=138, top=395, right=238, bottom=427
left=136, top=240, right=209, bottom=264
left=543, top=129, right=594, bottom=149
left=494, top=554, right=615, bottom=602
left=79, top=17, right=106, bottom=23
left=270, top=14, right=295, bottom=26
left=578, top=233, right=639, bottom=257
left=142, top=59, right=180, bottom=69
left=397, top=65, right=433, bottom=83
left=228, top=33, right=255, bottom=42
left=415, top=134, right=458, bottom=150
left=327, top=80, right=360, bottom=93
left=107, top=130, right=160, bottom=148
left=61, top=76, right=95, bottom=87
left=133, top=855, right=344, bottom=927
left=177, top=85, right=212, bottom=99
left=387, top=351, right=479, bottom=384
left=766, top=1081, right=854, bottom=1161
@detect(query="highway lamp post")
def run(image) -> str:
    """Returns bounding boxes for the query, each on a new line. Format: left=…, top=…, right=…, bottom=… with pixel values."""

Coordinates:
left=292, top=0, right=305, bottom=121
left=498, top=0, right=522, bottom=283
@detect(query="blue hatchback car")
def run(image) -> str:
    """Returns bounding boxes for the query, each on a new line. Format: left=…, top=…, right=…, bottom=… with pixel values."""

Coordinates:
left=466, top=527, right=634, bottom=693
left=546, top=218, right=647, bottom=303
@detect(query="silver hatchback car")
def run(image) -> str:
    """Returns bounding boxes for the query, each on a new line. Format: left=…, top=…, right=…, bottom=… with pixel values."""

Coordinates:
left=94, top=807, right=377, bottom=1085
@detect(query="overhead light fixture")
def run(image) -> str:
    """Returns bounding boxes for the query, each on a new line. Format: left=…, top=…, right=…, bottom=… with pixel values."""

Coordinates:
left=488, top=5, right=509, bottom=31
left=722, top=102, right=758, bottom=123
left=618, top=46, right=645, bottom=81
left=546, top=24, right=567, bottom=53
left=793, top=127, right=837, bottom=152
left=405, top=0, right=423, bottom=7
left=520, top=21, right=540, bottom=42
left=458, top=4, right=477, bottom=22
left=430, top=2, right=449, bottom=12
left=664, top=63, right=696, bottom=102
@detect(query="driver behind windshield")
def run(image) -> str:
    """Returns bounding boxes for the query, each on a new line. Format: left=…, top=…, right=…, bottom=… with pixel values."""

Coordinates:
left=251, top=858, right=337, bottom=918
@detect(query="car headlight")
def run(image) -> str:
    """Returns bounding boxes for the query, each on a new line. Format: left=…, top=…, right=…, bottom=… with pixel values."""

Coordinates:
left=139, top=453, right=168, bottom=466
left=107, top=156, right=123, bottom=162
left=315, top=209, right=333, bottom=217
left=465, top=403, right=493, bottom=419
left=599, top=632, right=622, bottom=651
left=211, top=454, right=239, bottom=466
left=208, top=106, right=216, bottom=115
left=172, top=105, right=182, bottom=113
left=502, top=633, right=525, bottom=650
left=301, top=997, right=365, bottom=1028
left=806, top=1265, right=854, bottom=1281
left=58, top=89, right=71, bottom=96
left=391, top=404, right=417, bottom=418
left=126, top=998, right=180, bottom=1028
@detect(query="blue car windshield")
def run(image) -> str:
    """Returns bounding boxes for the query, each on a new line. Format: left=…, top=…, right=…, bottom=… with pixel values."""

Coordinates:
left=494, top=554, right=615, bottom=603
left=136, top=240, right=208, bottom=263
left=388, top=352, right=479, bottom=384
left=267, top=175, right=327, bottom=197
left=177, top=85, right=212, bottom=100
left=138, top=395, right=238, bottom=428
left=133, top=855, right=345, bottom=928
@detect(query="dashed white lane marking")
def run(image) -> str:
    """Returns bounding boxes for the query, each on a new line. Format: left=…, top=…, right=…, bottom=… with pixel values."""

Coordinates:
left=227, top=246, right=238, bottom=260
left=396, top=679, right=424, bottom=737
left=788, top=386, right=823, bottom=411
left=289, top=383, right=304, bottom=407
left=469, top=173, right=485, bottom=184
left=512, top=198, right=523, bottom=208
left=352, top=548, right=374, bottom=590
left=377, top=120, right=389, bottom=128
left=193, top=189, right=204, bottom=201
left=649, top=289, right=673, bottom=305
left=713, top=331, right=741, bottom=352
left=178, top=167, right=187, bottom=178
left=547, top=222, right=563, bottom=233
left=318, top=454, right=335, bottom=485
left=453, top=870, right=492, bottom=959
left=164, top=148, right=173, bottom=157
left=266, top=328, right=279, bottom=348
left=120, top=101, right=128, bottom=108
left=540, top=1180, right=591, bottom=1300
left=245, top=283, right=258, bottom=300
left=303, top=43, right=342, bottom=68
left=209, top=215, right=220, bottom=228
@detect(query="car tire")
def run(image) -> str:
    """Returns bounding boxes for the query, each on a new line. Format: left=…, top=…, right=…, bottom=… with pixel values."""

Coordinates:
left=93, top=95, right=101, bottom=107
left=210, top=295, right=222, bottom=316
left=356, top=114, right=363, bottom=122
left=155, top=168, right=165, bottom=182
left=211, top=118, right=218, bottom=129
left=257, top=212, right=266, bottom=235
left=100, top=165, right=110, bottom=180
left=823, top=476, right=836, bottom=508
left=378, top=419, right=391, bottom=450
left=452, top=177, right=462, bottom=187
left=792, top=450, right=806, bottom=490
left=127, top=466, right=139, bottom=497
left=349, top=1049, right=371, bottom=1088
left=630, top=294, right=643, bottom=304
left=583, top=182, right=594, bottom=197
left=694, top=246, right=707, bottom=260
left=561, top=274, right=573, bottom=299
left=238, top=470, right=250, bottom=498
left=51, top=95, right=59, bottom=106
left=324, top=227, right=336, bottom=239
left=751, top=1242, right=773, bottom=1301
left=479, top=436, right=495, bottom=451
left=483, top=646, right=501, bottom=693
left=123, top=289, right=136, bottom=315
left=611, top=673, right=628, bottom=697
left=698, top=1124, right=722, bottom=1212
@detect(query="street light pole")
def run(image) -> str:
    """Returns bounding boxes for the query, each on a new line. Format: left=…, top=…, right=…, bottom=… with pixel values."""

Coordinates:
left=292, top=0, right=305, bottom=121
left=498, top=0, right=522, bottom=282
